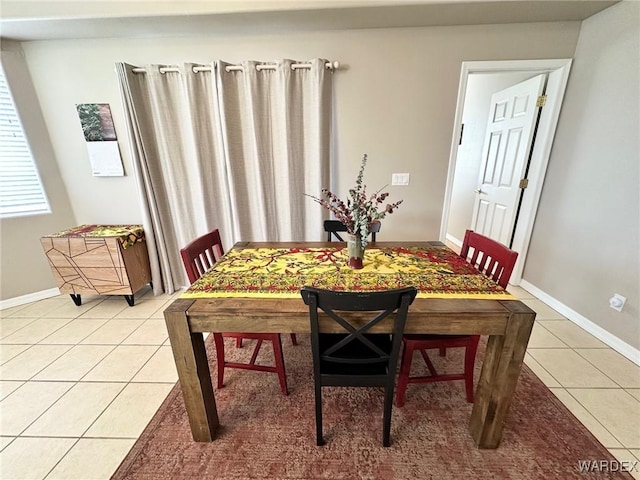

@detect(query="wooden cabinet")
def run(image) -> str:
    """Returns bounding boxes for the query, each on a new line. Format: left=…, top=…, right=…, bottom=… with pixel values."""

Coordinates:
left=41, top=225, right=152, bottom=306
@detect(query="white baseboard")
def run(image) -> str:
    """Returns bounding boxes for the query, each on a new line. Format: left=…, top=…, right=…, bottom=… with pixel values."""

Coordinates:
left=520, top=280, right=640, bottom=366
left=0, top=288, right=61, bottom=311
left=445, top=233, right=463, bottom=248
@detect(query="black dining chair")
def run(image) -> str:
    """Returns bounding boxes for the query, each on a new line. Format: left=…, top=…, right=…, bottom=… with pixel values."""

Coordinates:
left=324, top=220, right=381, bottom=242
left=300, top=286, right=417, bottom=447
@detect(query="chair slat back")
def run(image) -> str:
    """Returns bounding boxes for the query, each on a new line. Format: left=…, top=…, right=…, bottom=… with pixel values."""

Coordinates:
left=459, top=230, right=518, bottom=288
left=180, top=229, right=225, bottom=284
left=324, top=220, right=381, bottom=242
left=301, top=287, right=416, bottom=368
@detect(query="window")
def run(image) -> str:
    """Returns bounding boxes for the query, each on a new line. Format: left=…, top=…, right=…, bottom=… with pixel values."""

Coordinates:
left=0, top=66, right=50, bottom=218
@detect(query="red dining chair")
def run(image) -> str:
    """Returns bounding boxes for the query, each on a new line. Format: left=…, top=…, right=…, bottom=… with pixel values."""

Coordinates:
left=395, top=229, right=518, bottom=406
left=180, top=228, right=297, bottom=395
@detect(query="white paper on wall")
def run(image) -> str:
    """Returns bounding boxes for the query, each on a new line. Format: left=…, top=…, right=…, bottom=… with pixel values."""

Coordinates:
left=86, top=141, right=124, bottom=176
left=76, top=103, right=125, bottom=177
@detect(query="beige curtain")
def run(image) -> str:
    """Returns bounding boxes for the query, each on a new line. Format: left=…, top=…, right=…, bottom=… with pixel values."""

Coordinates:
left=216, top=59, right=331, bottom=241
left=116, top=60, right=331, bottom=293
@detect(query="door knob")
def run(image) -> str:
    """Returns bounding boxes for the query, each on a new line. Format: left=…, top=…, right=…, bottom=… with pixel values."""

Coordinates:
left=474, top=188, right=484, bottom=194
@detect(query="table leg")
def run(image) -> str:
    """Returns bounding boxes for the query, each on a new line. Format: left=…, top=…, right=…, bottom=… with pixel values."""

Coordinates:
left=165, top=300, right=219, bottom=441
left=469, top=300, right=536, bottom=448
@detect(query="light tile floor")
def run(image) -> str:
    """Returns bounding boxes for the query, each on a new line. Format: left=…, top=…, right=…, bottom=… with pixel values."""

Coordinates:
left=0, top=286, right=639, bottom=479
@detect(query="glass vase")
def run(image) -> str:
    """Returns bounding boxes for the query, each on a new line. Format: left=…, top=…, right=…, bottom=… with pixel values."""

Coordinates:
left=347, top=234, right=364, bottom=269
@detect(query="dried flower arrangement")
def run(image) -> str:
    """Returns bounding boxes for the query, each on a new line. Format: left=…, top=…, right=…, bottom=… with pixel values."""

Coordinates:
left=306, top=154, right=403, bottom=247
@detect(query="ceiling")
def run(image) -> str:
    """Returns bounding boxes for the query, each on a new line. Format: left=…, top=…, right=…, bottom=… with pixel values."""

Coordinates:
left=0, top=0, right=620, bottom=42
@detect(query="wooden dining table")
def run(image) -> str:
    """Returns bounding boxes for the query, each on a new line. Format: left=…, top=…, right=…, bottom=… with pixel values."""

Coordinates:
left=164, top=241, right=536, bottom=448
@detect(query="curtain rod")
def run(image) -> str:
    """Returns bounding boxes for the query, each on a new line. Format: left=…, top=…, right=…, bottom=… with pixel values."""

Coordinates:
left=132, top=61, right=339, bottom=75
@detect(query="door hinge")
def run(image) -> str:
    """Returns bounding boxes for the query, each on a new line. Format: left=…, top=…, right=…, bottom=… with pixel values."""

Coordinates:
left=459, top=123, right=464, bottom=145
left=519, top=178, right=529, bottom=189
left=536, top=95, right=547, bottom=107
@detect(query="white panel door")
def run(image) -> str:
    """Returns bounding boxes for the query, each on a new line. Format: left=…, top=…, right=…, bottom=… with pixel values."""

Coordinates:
left=471, top=74, right=547, bottom=246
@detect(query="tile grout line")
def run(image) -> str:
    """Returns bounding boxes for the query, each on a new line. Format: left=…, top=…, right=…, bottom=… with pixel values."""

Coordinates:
left=549, top=387, right=623, bottom=450
left=563, top=386, right=635, bottom=450
left=573, top=348, right=640, bottom=390
left=41, top=437, right=81, bottom=480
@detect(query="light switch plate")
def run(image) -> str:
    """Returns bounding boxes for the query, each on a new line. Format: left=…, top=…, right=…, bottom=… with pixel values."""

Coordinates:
left=392, top=173, right=410, bottom=186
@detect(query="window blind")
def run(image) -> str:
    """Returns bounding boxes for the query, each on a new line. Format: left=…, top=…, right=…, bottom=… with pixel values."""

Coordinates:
left=0, top=69, right=50, bottom=218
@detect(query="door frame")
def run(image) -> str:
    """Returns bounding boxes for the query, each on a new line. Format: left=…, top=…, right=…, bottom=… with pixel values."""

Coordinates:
left=440, top=59, right=572, bottom=284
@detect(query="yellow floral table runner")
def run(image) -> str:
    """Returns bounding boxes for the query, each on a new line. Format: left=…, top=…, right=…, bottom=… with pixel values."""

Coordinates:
left=182, top=246, right=514, bottom=300
left=44, top=224, right=145, bottom=249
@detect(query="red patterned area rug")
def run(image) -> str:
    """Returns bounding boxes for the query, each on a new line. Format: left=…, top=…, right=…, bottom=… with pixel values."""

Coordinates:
left=112, top=336, right=629, bottom=479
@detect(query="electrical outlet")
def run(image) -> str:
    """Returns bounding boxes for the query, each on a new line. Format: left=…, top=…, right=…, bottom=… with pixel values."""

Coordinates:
left=609, top=293, right=626, bottom=312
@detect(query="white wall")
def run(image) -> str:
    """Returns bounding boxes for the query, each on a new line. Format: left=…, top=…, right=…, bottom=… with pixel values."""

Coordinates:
left=524, top=0, right=639, bottom=350
left=0, top=41, right=77, bottom=300
left=1, top=21, right=580, bottom=302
